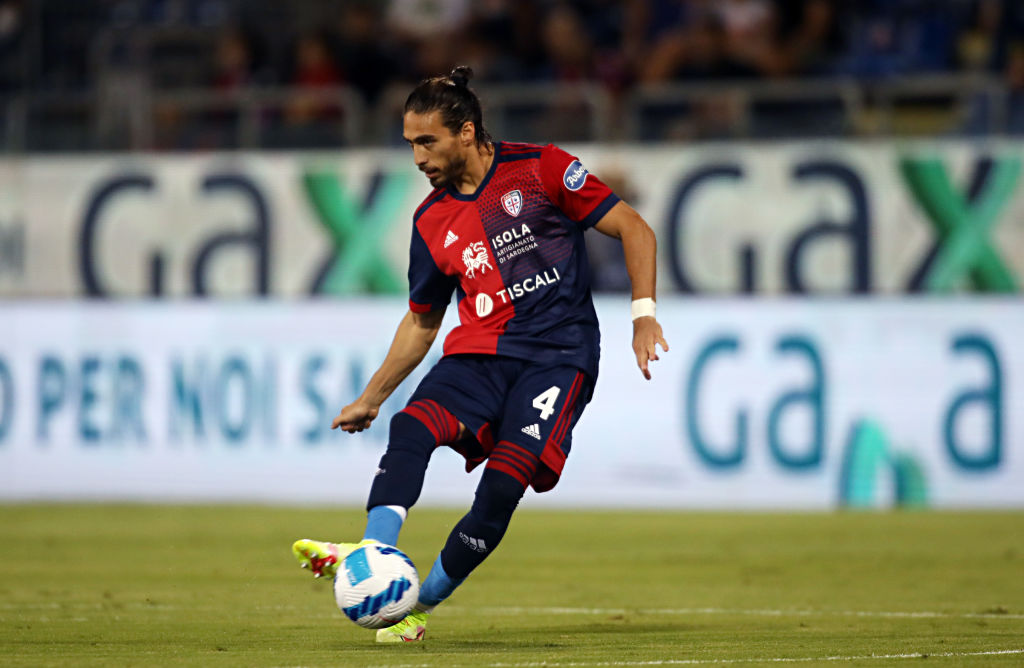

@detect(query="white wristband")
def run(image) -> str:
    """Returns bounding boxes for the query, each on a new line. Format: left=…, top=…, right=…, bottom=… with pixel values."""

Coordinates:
left=631, top=298, right=656, bottom=321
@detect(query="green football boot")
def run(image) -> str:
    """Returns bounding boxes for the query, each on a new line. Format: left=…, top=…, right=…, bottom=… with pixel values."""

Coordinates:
left=291, top=538, right=379, bottom=580
left=375, top=609, right=430, bottom=643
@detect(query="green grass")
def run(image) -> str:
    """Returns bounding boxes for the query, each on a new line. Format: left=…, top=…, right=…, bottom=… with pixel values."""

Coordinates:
left=0, top=506, right=1022, bottom=667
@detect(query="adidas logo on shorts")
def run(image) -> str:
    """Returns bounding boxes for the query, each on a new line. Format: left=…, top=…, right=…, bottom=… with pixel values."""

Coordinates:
left=521, top=423, right=541, bottom=440
left=444, top=230, right=459, bottom=248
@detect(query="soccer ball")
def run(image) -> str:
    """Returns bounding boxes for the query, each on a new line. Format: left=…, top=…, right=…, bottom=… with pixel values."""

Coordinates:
left=333, top=543, right=420, bottom=629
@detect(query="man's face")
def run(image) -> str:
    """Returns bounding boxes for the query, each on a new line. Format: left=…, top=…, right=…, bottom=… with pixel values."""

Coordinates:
left=403, top=111, right=468, bottom=189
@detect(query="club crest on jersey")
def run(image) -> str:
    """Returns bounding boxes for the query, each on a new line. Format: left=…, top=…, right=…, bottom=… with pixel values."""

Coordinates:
left=501, top=189, right=523, bottom=217
left=461, top=241, right=493, bottom=279
left=563, top=160, right=589, bottom=191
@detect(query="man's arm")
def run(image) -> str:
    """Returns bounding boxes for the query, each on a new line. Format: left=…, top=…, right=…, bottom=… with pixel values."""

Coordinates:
left=594, top=200, right=669, bottom=380
left=332, top=308, right=446, bottom=432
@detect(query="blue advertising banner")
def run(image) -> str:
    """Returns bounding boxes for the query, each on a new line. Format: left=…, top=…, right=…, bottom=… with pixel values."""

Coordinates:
left=1, top=299, right=1020, bottom=508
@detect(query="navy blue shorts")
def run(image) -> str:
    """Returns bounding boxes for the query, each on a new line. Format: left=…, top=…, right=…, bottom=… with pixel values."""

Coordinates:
left=408, top=354, right=594, bottom=492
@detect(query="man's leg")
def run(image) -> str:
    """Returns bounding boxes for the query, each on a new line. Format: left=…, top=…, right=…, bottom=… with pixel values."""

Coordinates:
left=418, top=441, right=539, bottom=608
left=293, top=399, right=461, bottom=578
left=364, top=399, right=462, bottom=542
left=376, top=443, right=536, bottom=643
left=377, top=362, right=593, bottom=642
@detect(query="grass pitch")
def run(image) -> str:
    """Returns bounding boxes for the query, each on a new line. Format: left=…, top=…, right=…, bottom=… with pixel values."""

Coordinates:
left=0, top=506, right=1021, bottom=667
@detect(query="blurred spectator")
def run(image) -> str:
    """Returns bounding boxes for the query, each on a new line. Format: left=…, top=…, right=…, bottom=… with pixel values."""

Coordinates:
left=715, top=0, right=776, bottom=75
left=539, top=5, right=595, bottom=82
left=622, top=0, right=695, bottom=59
left=334, top=4, right=401, bottom=103
left=765, top=0, right=843, bottom=76
left=386, top=0, right=476, bottom=83
left=386, top=0, right=471, bottom=42
left=639, top=1, right=758, bottom=83
left=460, top=0, right=534, bottom=82
left=835, top=0, right=960, bottom=78
left=0, top=0, right=26, bottom=92
left=285, top=32, right=342, bottom=124
left=210, top=28, right=258, bottom=91
left=955, top=0, right=1022, bottom=74
left=532, top=5, right=611, bottom=141
left=259, top=30, right=347, bottom=149
left=458, top=29, right=521, bottom=84
left=964, top=29, right=1024, bottom=136
left=134, top=0, right=230, bottom=28
left=1006, top=42, right=1024, bottom=132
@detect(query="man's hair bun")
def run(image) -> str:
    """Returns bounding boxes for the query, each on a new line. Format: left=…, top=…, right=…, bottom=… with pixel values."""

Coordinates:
left=449, top=66, right=473, bottom=88
left=405, top=65, right=491, bottom=148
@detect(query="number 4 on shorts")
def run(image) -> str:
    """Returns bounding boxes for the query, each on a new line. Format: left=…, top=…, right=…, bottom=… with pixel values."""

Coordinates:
left=532, top=386, right=561, bottom=420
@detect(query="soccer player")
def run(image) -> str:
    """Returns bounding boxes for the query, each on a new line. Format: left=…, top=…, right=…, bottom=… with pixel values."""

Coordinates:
left=292, top=66, right=668, bottom=642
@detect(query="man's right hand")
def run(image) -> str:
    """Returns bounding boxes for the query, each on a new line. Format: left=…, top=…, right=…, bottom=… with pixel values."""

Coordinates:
left=332, top=401, right=380, bottom=433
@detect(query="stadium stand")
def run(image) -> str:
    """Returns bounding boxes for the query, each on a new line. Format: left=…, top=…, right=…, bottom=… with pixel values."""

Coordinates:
left=0, top=0, right=1022, bottom=149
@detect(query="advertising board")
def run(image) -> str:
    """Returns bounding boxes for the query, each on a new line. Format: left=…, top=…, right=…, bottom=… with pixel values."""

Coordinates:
left=1, top=299, right=1019, bottom=508
left=2, top=143, right=1022, bottom=297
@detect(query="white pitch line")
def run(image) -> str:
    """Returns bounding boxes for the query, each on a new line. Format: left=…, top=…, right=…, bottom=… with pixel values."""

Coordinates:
left=365, top=649, right=1024, bottom=668
left=446, top=605, right=1024, bottom=620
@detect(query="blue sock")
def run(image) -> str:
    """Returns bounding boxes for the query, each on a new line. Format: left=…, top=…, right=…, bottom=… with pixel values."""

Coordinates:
left=362, top=506, right=405, bottom=545
left=418, top=554, right=466, bottom=607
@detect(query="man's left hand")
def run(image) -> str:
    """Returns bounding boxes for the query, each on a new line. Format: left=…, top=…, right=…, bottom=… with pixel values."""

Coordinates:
left=632, top=317, right=668, bottom=380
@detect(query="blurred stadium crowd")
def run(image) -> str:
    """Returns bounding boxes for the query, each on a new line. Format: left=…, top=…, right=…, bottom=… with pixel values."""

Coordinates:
left=1, top=0, right=1023, bottom=149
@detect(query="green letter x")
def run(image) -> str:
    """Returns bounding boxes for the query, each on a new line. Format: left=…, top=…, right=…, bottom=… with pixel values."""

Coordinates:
left=302, top=169, right=412, bottom=295
left=900, top=157, right=1019, bottom=292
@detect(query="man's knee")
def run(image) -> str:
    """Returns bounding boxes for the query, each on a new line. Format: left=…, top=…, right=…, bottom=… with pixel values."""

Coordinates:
left=469, top=468, right=527, bottom=529
left=387, top=397, right=460, bottom=458
left=481, top=441, right=539, bottom=505
left=388, top=399, right=461, bottom=455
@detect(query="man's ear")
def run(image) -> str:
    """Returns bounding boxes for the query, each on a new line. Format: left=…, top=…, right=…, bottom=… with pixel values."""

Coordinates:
left=461, top=121, right=476, bottom=146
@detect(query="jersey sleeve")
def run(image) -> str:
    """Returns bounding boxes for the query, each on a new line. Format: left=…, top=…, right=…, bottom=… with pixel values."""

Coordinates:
left=539, top=144, right=621, bottom=229
left=408, top=226, right=456, bottom=312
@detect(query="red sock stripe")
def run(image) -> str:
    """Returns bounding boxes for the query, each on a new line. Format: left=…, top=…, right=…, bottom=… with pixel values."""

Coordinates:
left=416, top=399, right=443, bottom=437
left=402, top=400, right=459, bottom=445
left=549, top=372, right=583, bottom=448
left=488, top=453, right=532, bottom=481
left=418, top=399, right=459, bottom=444
left=485, top=440, right=539, bottom=487
left=402, top=404, right=443, bottom=443
left=490, top=449, right=535, bottom=477
left=486, top=459, right=530, bottom=487
left=495, top=441, right=539, bottom=470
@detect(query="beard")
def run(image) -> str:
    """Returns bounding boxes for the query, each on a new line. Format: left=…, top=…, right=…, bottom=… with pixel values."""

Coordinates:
left=425, top=154, right=467, bottom=188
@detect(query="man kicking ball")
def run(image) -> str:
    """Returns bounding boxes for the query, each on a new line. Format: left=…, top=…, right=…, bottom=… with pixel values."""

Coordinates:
left=292, top=66, right=667, bottom=642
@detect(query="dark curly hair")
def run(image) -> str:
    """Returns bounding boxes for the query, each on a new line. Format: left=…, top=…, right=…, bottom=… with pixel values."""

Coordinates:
left=404, top=66, right=493, bottom=148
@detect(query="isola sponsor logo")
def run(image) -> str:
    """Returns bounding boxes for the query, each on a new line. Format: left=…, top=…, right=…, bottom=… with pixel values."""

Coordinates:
left=491, top=223, right=532, bottom=248
left=563, top=160, right=588, bottom=191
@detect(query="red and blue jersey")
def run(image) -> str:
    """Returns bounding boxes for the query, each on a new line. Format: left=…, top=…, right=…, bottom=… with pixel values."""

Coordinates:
left=408, top=141, right=619, bottom=379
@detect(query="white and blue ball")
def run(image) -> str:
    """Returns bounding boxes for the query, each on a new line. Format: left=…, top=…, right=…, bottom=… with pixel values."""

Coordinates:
left=333, top=543, right=420, bottom=629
